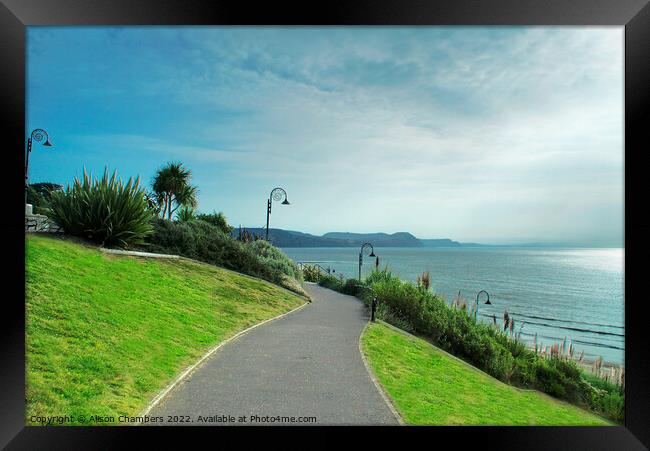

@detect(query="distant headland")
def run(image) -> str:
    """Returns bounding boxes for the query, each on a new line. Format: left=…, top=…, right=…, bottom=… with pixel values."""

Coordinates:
left=231, top=228, right=620, bottom=248
left=232, top=228, right=492, bottom=248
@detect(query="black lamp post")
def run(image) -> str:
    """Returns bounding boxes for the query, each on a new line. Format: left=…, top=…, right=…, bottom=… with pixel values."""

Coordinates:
left=266, top=187, right=290, bottom=241
left=475, top=290, right=491, bottom=320
left=358, top=242, right=376, bottom=281
left=25, top=128, right=53, bottom=212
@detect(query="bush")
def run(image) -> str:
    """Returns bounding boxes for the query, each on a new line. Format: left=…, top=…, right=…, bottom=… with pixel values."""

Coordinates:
left=195, top=211, right=234, bottom=234
left=318, top=275, right=343, bottom=291
left=146, top=219, right=303, bottom=292
left=148, top=219, right=272, bottom=279
left=246, top=240, right=302, bottom=281
left=176, top=206, right=196, bottom=222
left=27, top=182, right=63, bottom=214
left=583, top=373, right=624, bottom=423
left=340, top=278, right=368, bottom=296
left=302, top=265, right=323, bottom=283
left=48, top=169, right=153, bottom=248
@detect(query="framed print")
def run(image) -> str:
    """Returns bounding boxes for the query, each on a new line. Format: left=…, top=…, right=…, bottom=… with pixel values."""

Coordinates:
left=1, top=0, right=649, bottom=448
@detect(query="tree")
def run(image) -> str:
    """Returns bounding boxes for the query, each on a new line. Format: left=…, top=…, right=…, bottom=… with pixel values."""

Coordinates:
left=26, top=182, right=63, bottom=214
left=196, top=210, right=234, bottom=234
left=143, top=190, right=162, bottom=217
left=151, top=162, right=198, bottom=220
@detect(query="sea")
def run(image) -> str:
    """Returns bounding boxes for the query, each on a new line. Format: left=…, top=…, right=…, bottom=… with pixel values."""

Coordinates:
left=280, top=247, right=625, bottom=366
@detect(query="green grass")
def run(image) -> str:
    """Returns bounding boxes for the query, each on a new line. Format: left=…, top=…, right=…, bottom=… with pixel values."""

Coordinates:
left=26, top=235, right=305, bottom=425
left=361, top=322, right=612, bottom=425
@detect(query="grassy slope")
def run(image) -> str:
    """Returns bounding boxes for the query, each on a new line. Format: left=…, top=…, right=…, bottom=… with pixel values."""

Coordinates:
left=26, top=235, right=304, bottom=425
left=362, top=322, right=611, bottom=426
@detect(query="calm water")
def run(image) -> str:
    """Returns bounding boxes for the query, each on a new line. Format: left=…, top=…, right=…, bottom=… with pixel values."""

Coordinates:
left=281, top=247, right=625, bottom=365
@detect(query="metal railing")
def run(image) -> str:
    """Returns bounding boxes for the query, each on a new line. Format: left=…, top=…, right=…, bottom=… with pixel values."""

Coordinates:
left=297, top=262, right=333, bottom=275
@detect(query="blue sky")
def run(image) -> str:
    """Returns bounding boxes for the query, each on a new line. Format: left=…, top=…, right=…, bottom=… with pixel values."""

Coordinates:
left=27, top=27, right=623, bottom=245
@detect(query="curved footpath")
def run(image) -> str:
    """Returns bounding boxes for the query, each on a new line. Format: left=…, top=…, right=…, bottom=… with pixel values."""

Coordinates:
left=149, top=283, right=399, bottom=425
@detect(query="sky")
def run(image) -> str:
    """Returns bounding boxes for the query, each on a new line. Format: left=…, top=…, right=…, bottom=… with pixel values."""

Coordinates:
left=26, top=27, right=624, bottom=246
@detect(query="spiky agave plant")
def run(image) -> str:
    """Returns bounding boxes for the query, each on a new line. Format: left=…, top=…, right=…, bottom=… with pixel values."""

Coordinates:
left=49, top=168, right=153, bottom=248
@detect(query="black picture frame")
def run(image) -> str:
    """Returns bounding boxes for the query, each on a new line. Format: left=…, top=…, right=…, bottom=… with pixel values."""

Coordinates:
left=1, top=0, right=648, bottom=448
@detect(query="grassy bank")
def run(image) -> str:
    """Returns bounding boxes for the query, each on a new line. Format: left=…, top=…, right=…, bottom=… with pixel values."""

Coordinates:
left=361, top=322, right=611, bottom=425
left=26, top=235, right=305, bottom=425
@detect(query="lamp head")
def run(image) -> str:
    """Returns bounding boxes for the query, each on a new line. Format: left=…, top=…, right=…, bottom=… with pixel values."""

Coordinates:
left=485, top=299, right=492, bottom=305
left=282, top=199, right=290, bottom=205
left=369, top=251, right=376, bottom=257
left=43, top=139, right=53, bottom=147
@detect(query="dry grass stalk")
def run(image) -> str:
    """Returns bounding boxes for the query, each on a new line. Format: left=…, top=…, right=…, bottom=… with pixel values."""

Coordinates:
left=452, top=294, right=468, bottom=311
left=416, top=271, right=431, bottom=290
left=620, top=367, right=625, bottom=387
left=593, top=356, right=603, bottom=377
left=550, top=343, right=559, bottom=359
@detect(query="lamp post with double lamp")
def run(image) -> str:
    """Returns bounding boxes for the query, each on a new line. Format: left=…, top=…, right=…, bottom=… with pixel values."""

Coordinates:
left=25, top=128, right=53, bottom=213
left=475, top=290, right=491, bottom=320
left=265, top=187, right=290, bottom=241
left=358, top=242, right=376, bottom=282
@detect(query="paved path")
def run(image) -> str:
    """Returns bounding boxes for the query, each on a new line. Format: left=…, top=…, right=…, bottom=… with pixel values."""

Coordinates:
left=150, top=283, right=398, bottom=425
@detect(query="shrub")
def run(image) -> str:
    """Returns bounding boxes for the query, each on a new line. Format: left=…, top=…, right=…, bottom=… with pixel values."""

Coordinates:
left=148, top=219, right=271, bottom=277
left=48, top=169, right=153, bottom=248
left=246, top=240, right=302, bottom=281
left=583, top=373, right=624, bottom=423
left=340, top=278, right=368, bottom=296
left=302, top=265, right=323, bottom=283
left=195, top=211, right=234, bottom=234
left=27, top=182, right=63, bottom=214
left=365, top=267, right=396, bottom=285
left=145, top=219, right=303, bottom=293
left=318, top=275, right=343, bottom=291
left=176, top=206, right=196, bottom=222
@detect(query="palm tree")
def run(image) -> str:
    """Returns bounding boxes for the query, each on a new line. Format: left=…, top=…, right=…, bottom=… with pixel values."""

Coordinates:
left=152, top=162, right=198, bottom=220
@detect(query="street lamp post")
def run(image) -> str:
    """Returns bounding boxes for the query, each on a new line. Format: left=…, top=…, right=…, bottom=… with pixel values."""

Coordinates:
left=25, top=129, right=53, bottom=212
left=475, top=290, right=491, bottom=320
left=266, top=187, right=290, bottom=241
left=358, top=242, right=376, bottom=281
